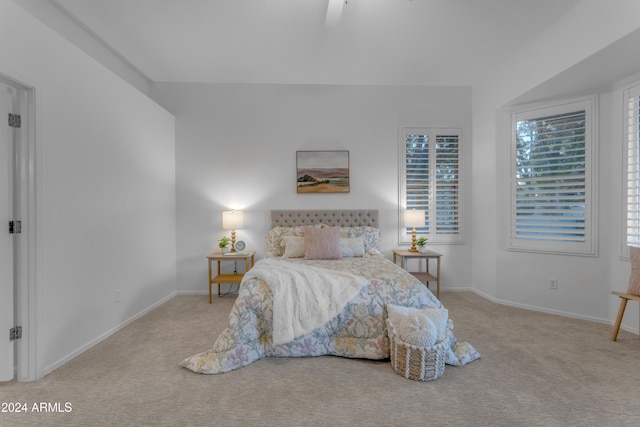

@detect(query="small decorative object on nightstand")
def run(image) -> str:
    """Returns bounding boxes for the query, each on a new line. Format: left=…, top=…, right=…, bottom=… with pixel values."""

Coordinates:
left=393, top=249, right=442, bottom=298
left=207, top=251, right=255, bottom=303
left=218, top=236, right=231, bottom=254
left=416, top=237, right=428, bottom=253
left=234, top=240, right=246, bottom=251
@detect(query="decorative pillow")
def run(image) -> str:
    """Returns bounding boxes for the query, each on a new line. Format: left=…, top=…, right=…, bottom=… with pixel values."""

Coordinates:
left=397, top=312, right=438, bottom=347
left=386, top=304, right=449, bottom=343
left=304, top=226, right=342, bottom=260
left=451, top=341, right=482, bottom=366
left=283, top=236, right=305, bottom=258
left=299, top=223, right=333, bottom=238
left=265, top=226, right=297, bottom=257
left=628, top=246, right=640, bottom=295
left=339, top=226, right=382, bottom=255
left=339, top=237, right=365, bottom=258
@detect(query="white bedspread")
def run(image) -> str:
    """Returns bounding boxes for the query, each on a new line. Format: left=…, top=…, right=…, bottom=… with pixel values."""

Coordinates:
left=242, top=258, right=370, bottom=345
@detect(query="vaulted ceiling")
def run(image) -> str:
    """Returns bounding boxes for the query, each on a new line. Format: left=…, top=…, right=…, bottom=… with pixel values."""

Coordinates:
left=48, top=0, right=583, bottom=86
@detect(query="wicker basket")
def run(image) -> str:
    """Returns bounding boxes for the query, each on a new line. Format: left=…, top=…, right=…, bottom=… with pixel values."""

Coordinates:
left=386, top=318, right=450, bottom=381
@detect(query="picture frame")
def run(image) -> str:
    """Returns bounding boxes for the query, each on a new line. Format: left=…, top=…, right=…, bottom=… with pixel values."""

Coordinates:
left=296, top=150, right=350, bottom=193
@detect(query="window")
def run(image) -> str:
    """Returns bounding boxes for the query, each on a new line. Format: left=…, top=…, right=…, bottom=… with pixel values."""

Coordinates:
left=509, top=96, right=597, bottom=256
left=624, top=82, right=640, bottom=253
left=398, top=127, right=463, bottom=244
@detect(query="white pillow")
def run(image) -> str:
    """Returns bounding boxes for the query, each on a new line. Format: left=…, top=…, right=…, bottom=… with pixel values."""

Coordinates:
left=282, top=236, right=305, bottom=258
left=339, top=226, right=382, bottom=255
left=339, top=237, right=365, bottom=257
left=386, top=303, right=449, bottom=343
left=397, top=313, right=438, bottom=347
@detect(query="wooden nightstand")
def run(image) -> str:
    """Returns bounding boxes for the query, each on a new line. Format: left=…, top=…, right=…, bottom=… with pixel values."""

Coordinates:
left=392, top=249, right=442, bottom=299
left=207, top=251, right=255, bottom=303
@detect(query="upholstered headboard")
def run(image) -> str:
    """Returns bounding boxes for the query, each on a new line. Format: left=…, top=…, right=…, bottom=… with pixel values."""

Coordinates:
left=270, top=210, right=379, bottom=228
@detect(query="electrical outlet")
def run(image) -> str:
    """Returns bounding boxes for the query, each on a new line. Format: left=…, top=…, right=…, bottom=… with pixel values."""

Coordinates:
left=549, top=279, right=558, bottom=290
left=115, top=289, right=121, bottom=302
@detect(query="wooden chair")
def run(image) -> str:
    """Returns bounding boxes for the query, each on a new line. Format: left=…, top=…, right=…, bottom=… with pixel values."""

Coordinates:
left=611, top=291, right=640, bottom=341
left=612, top=246, right=640, bottom=341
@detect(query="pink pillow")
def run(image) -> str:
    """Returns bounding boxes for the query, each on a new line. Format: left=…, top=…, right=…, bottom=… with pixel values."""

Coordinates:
left=628, top=246, right=640, bottom=295
left=304, top=226, right=342, bottom=260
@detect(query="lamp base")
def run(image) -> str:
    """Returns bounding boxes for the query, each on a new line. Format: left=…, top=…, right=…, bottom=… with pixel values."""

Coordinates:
left=230, top=229, right=237, bottom=252
left=409, top=228, right=418, bottom=252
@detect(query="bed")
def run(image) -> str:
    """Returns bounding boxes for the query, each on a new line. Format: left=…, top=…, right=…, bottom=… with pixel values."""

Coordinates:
left=181, top=210, right=479, bottom=374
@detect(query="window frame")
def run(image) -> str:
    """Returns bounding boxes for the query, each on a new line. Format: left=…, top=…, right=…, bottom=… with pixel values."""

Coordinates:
left=507, top=95, right=598, bottom=256
left=398, top=127, right=464, bottom=245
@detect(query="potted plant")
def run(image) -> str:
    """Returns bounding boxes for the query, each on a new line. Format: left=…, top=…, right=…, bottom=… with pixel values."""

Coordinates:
left=416, top=236, right=428, bottom=253
left=218, top=236, right=231, bottom=253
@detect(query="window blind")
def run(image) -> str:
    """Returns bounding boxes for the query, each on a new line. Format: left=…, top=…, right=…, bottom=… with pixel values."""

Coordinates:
left=405, top=133, right=430, bottom=231
left=625, top=84, right=640, bottom=248
left=514, top=111, right=586, bottom=241
left=509, top=97, right=596, bottom=255
left=435, top=134, right=460, bottom=235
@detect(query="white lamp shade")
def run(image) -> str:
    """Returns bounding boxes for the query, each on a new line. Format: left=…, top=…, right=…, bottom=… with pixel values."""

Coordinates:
left=222, top=210, right=244, bottom=230
left=404, top=209, right=425, bottom=228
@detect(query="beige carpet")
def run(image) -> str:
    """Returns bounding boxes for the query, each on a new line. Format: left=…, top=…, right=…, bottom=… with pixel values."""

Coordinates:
left=1, top=291, right=640, bottom=427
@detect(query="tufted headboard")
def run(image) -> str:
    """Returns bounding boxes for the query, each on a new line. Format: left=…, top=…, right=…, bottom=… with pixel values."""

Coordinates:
left=270, top=210, right=379, bottom=228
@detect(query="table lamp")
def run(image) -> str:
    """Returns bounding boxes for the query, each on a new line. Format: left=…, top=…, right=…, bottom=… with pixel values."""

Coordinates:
left=404, top=209, right=425, bottom=252
left=222, top=210, right=244, bottom=252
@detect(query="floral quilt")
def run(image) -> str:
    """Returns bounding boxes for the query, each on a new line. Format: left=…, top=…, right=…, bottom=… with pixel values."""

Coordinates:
left=181, top=255, right=478, bottom=374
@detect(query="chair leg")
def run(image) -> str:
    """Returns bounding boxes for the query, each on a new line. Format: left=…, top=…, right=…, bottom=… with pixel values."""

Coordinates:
left=612, top=297, right=629, bottom=342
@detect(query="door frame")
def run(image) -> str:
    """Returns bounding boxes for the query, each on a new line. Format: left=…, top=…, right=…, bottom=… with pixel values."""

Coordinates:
left=1, top=71, right=42, bottom=381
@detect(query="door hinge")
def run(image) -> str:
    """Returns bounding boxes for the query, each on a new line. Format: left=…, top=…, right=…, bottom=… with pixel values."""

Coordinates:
left=8, top=113, right=21, bottom=128
left=10, top=326, right=22, bottom=341
left=9, top=220, right=22, bottom=234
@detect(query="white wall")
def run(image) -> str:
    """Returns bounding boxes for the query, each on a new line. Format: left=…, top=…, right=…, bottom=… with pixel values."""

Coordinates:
left=0, top=0, right=176, bottom=377
left=472, top=1, right=640, bottom=328
left=151, top=83, right=472, bottom=294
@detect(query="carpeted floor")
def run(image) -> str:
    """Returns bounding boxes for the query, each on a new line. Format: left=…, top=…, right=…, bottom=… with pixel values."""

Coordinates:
left=1, top=291, right=639, bottom=426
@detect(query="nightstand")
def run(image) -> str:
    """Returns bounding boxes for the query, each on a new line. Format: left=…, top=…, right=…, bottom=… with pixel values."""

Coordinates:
left=207, top=251, right=255, bottom=303
left=392, top=249, right=442, bottom=298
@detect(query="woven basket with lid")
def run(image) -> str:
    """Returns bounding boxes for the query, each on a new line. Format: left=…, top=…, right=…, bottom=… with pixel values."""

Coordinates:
left=386, top=318, right=451, bottom=381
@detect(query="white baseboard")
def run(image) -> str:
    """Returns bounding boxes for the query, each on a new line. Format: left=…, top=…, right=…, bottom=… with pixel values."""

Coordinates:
left=176, top=285, right=240, bottom=297
left=469, top=288, right=639, bottom=334
left=440, top=286, right=474, bottom=292
left=44, top=292, right=177, bottom=375
left=175, top=290, right=208, bottom=295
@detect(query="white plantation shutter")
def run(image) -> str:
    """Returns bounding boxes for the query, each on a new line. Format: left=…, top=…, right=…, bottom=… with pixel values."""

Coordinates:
left=399, top=128, right=463, bottom=244
left=625, top=83, right=640, bottom=251
left=509, top=97, right=597, bottom=255
left=405, top=132, right=429, bottom=228
left=435, top=134, right=461, bottom=235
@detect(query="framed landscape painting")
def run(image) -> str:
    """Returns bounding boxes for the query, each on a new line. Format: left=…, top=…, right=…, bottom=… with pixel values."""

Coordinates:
left=296, top=150, right=350, bottom=193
